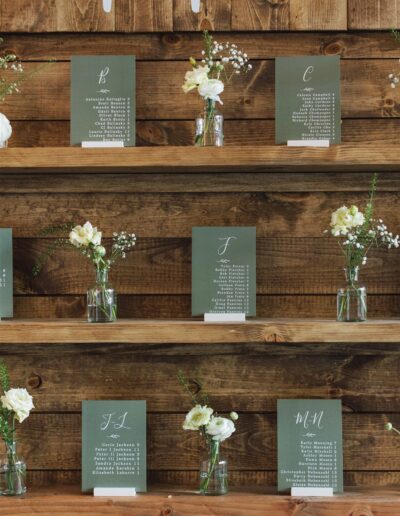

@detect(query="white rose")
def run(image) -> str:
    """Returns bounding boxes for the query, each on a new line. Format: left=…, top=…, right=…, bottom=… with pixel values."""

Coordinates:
left=183, top=405, right=213, bottom=431
left=198, top=78, right=224, bottom=104
left=206, top=416, right=235, bottom=442
left=69, top=221, right=102, bottom=248
left=182, top=65, right=210, bottom=93
left=1, top=388, right=34, bottom=423
left=330, top=205, right=365, bottom=236
left=0, top=113, right=12, bottom=144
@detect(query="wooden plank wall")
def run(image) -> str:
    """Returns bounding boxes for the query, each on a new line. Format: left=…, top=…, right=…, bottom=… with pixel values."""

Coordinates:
left=1, top=0, right=400, bottom=489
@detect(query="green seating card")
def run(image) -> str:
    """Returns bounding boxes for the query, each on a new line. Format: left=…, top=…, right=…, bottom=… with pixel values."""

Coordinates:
left=82, top=400, right=146, bottom=492
left=275, top=56, right=341, bottom=144
left=278, top=399, right=343, bottom=493
left=71, top=56, right=136, bottom=146
left=192, top=227, right=256, bottom=316
left=0, top=229, right=13, bottom=319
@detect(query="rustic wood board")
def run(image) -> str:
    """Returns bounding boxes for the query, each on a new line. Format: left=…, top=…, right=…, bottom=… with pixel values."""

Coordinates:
left=2, top=60, right=399, bottom=120
left=2, top=145, right=400, bottom=172
left=6, top=412, right=400, bottom=470
left=2, top=32, right=400, bottom=60
left=11, top=294, right=400, bottom=321
left=1, top=319, right=400, bottom=344
left=3, top=347, right=400, bottom=412
left=0, top=486, right=399, bottom=514
left=8, top=119, right=400, bottom=149
left=348, top=0, right=400, bottom=29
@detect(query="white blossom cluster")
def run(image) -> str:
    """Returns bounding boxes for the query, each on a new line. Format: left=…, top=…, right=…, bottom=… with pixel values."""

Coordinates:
left=201, top=40, right=252, bottom=74
left=0, top=47, right=23, bottom=101
left=112, top=231, right=137, bottom=259
left=388, top=59, right=400, bottom=88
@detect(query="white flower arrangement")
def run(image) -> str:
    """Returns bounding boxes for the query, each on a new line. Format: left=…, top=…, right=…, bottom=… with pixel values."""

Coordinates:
left=182, top=31, right=251, bottom=106
left=327, top=174, right=399, bottom=270
left=0, top=362, right=34, bottom=441
left=33, top=221, right=137, bottom=276
left=0, top=37, right=24, bottom=102
left=0, top=112, right=12, bottom=144
left=178, top=370, right=238, bottom=493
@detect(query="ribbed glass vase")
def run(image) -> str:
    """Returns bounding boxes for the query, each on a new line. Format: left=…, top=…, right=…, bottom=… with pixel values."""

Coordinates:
left=337, top=266, right=367, bottom=322
left=87, top=268, right=117, bottom=323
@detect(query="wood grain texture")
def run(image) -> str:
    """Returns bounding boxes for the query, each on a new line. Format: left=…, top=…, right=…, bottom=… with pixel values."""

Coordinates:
left=12, top=237, right=400, bottom=296
left=2, top=60, right=400, bottom=121
left=348, top=0, right=400, bottom=29
left=4, top=349, right=400, bottom=412
left=2, top=319, right=400, bottom=345
left=8, top=412, right=400, bottom=470
left=3, top=32, right=400, bottom=60
left=3, top=145, right=400, bottom=172
left=231, top=0, right=289, bottom=31
left=0, top=0, right=115, bottom=32
left=3, top=191, right=399, bottom=237
left=11, top=294, right=400, bottom=320
left=3, top=169, right=400, bottom=194
left=290, top=0, right=347, bottom=30
left=173, top=0, right=232, bottom=31
left=7, top=119, right=400, bottom=148
left=117, top=0, right=173, bottom=32
left=0, top=486, right=399, bottom=515
left=25, top=470, right=400, bottom=488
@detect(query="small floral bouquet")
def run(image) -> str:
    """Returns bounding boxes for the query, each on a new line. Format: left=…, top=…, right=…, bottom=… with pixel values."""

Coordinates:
left=327, top=173, right=399, bottom=321
left=179, top=370, right=238, bottom=495
left=182, top=30, right=251, bottom=146
left=0, top=37, right=24, bottom=145
left=0, top=361, right=34, bottom=496
left=388, top=30, right=400, bottom=88
left=33, top=221, right=137, bottom=322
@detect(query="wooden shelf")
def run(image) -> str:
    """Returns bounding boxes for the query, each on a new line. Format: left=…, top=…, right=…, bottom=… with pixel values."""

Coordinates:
left=1, top=144, right=400, bottom=173
left=0, top=486, right=398, bottom=514
left=1, top=318, right=400, bottom=344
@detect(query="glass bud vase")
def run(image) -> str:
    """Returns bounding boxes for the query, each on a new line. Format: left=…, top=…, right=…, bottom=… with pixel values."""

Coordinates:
left=199, top=441, right=228, bottom=496
left=195, top=100, right=224, bottom=147
left=0, top=441, right=26, bottom=496
left=87, top=268, right=117, bottom=323
left=337, top=266, right=367, bottom=322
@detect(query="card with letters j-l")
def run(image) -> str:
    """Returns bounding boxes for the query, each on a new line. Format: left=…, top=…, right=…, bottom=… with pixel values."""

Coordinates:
left=0, top=229, right=13, bottom=319
left=275, top=56, right=341, bottom=144
left=82, top=400, right=146, bottom=493
left=277, top=399, right=343, bottom=493
left=71, top=56, right=136, bottom=146
left=192, top=227, right=256, bottom=316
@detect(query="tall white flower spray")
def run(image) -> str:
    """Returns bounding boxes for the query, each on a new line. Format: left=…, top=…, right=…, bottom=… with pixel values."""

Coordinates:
left=182, top=30, right=251, bottom=146
left=178, top=370, right=238, bottom=494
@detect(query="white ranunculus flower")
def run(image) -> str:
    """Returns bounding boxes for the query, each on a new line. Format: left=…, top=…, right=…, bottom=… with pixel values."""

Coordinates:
left=0, top=113, right=12, bottom=145
left=69, top=221, right=102, bottom=248
left=206, top=416, right=235, bottom=442
left=330, top=205, right=365, bottom=236
left=183, top=405, right=213, bottom=431
left=1, top=388, right=34, bottom=423
left=182, top=65, right=210, bottom=93
left=198, top=78, right=224, bottom=104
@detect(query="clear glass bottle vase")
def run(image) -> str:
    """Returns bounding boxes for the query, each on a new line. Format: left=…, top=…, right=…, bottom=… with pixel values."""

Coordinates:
left=0, top=441, right=26, bottom=496
left=87, top=268, right=117, bottom=323
left=195, top=100, right=224, bottom=147
left=337, top=266, right=367, bottom=322
left=199, top=441, right=228, bottom=496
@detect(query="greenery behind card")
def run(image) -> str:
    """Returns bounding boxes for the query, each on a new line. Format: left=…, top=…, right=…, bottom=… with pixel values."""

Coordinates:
left=275, top=56, right=341, bottom=144
left=71, top=56, right=136, bottom=146
left=82, top=400, right=146, bottom=492
left=192, top=227, right=256, bottom=315
left=0, top=229, right=13, bottom=318
left=278, top=399, right=343, bottom=493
